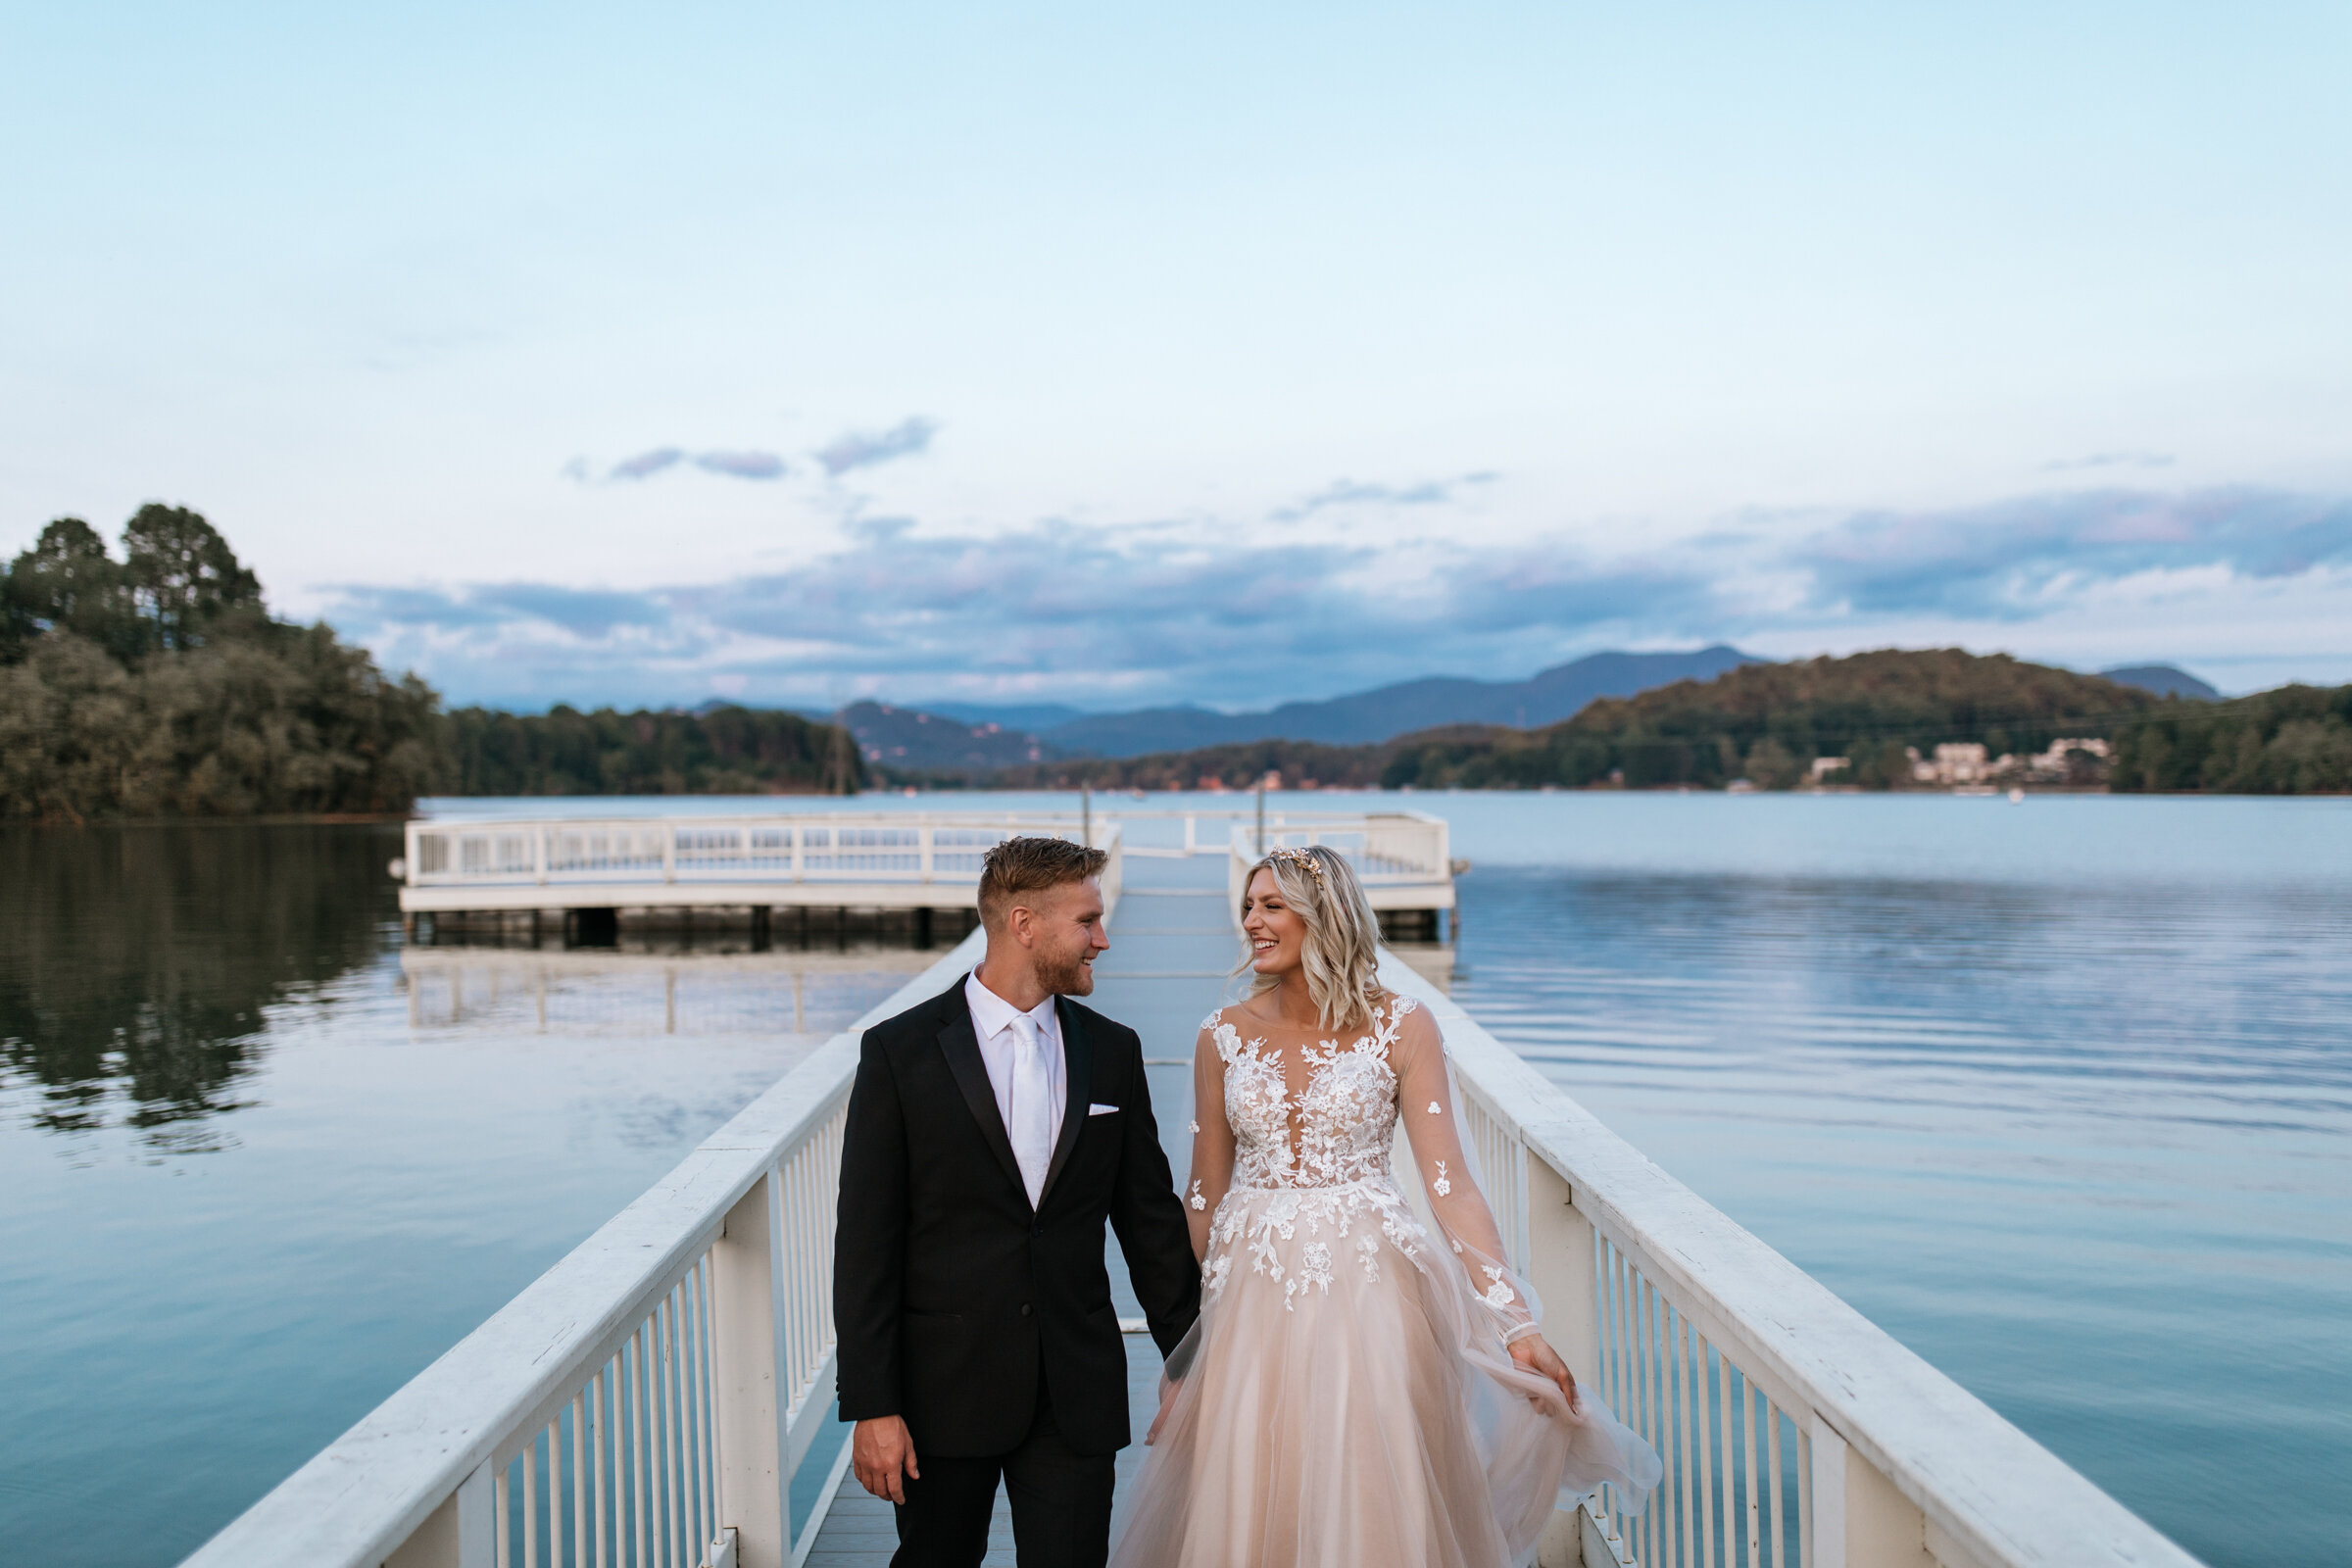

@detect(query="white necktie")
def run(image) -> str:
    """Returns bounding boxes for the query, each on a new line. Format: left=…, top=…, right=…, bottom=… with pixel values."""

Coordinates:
left=1008, top=1014, right=1055, bottom=1208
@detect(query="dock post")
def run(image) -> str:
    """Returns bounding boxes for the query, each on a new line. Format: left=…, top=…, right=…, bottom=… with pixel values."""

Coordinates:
left=710, top=1171, right=790, bottom=1568
left=915, top=906, right=934, bottom=949
left=751, top=906, right=771, bottom=953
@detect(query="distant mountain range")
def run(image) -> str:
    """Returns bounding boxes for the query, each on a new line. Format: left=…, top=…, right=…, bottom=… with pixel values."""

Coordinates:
left=2097, top=664, right=2220, bottom=701
left=838, top=702, right=1054, bottom=774
left=849, top=647, right=1760, bottom=775
left=840, top=650, right=2221, bottom=778
left=1033, top=646, right=1764, bottom=757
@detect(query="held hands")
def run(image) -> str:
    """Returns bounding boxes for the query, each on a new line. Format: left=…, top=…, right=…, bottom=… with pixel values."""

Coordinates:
left=852, top=1415, right=920, bottom=1503
left=1507, top=1332, right=1581, bottom=1414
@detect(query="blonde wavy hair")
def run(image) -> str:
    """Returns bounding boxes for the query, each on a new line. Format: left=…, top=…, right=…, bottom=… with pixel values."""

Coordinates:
left=1236, top=844, right=1385, bottom=1033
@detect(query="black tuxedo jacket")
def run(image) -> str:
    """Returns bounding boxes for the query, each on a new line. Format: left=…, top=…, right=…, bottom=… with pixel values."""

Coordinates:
left=832, top=976, right=1200, bottom=1457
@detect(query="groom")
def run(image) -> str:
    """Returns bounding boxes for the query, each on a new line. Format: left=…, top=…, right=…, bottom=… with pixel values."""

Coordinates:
left=833, top=836, right=1200, bottom=1568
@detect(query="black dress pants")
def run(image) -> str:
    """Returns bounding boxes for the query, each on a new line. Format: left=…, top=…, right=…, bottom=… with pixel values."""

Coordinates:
left=891, top=1381, right=1116, bottom=1568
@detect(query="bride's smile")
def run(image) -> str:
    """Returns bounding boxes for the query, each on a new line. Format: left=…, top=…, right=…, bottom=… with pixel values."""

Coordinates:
left=1240, top=871, right=1306, bottom=981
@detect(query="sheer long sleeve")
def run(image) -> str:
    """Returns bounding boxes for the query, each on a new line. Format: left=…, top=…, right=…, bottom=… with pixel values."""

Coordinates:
left=1183, top=1021, right=1237, bottom=1261
left=1391, top=1001, right=1543, bottom=1345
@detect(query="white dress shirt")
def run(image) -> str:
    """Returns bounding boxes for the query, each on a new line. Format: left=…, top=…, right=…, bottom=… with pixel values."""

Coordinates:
left=964, top=969, right=1066, bottom=1202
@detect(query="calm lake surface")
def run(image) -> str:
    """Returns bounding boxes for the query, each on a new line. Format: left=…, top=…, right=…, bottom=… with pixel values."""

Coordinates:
left=3, top=793, right=2346, bottom=1567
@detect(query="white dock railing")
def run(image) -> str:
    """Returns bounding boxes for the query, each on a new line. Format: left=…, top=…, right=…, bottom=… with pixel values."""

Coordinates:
left=1378, top=956, right=2201, bottom=1568
left=183, top=931, right=987, bottom=1568
left=399, top=815, right=1126, bottom=917
left=185, top=940, right=2199, bottom=1568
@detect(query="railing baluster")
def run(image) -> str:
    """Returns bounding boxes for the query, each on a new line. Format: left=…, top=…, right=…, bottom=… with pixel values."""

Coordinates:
left=682, top=1266, right=702, bottom=1559
left=550, top=1418, right=564, bottom=1568
left=1795, top=1426, right=1812, bottom=1568
left=1695, top=1332, right=1716, bottom=1568
left=1718, top=1349, right=1737, bottom=1568
left=572, top=1395, right=587, bottom=1568
left=1653, top=1283, right=1670, bottom=1565
left=497, top=1465, right=513, bottom=1568
left=1677, top=1309, right=1695, bottom=1568
left=669, top=1282, right=690, bottom=1568
left=699, top=1254, right=720, bottom=1558
left=592, top=1369, right=609, bottom=1568
left=523, top=1436, right=539, bottom=1568
left=634, top=1329, right=652, bottom=1568
left=656, top=1298, right=674, bottom=1568
left=1743, top=1376, right=1761, bottom=1568
left=1633, top=1271, right=1651, bottom=1563
left=1767, top=1399, right=1787, bottom=1568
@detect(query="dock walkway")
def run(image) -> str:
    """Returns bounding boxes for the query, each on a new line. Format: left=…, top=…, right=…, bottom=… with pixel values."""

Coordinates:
left=802, top=851, right=1233, bottom=1564
left=185, top=808, right=2204, bottom=1568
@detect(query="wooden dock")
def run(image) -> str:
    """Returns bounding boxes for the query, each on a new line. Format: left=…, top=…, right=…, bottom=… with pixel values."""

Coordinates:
left=798, top=850, right=1234, bottom=1563
left=190, top=807, right=2203, bottom=1568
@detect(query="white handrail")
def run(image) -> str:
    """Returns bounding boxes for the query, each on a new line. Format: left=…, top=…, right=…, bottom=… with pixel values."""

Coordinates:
left=184, top=931, right=985, bottom=1568
left=1377, top=956, right=2201, bottom=1568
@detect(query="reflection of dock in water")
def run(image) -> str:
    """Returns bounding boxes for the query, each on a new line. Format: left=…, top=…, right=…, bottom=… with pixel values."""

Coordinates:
left=398, top=947, right=938, bottom=1037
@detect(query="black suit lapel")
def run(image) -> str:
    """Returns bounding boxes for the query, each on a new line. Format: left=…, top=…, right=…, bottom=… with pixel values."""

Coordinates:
left=937, top=1003, right=1029, bottom=1204
left=1038, top=998, right=1094, bottom=1207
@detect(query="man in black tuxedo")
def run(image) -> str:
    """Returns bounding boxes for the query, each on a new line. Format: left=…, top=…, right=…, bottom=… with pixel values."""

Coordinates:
left=833, top=836, right=1200, bottom=1568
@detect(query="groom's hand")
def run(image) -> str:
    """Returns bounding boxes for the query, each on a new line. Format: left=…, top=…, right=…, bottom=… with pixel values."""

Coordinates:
left=853, top=1415, right=920, bottom=1503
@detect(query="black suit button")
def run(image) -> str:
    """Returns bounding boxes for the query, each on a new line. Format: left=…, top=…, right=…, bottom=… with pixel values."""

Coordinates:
left=1033, top=1226, right=1045, bottom=1237
left=1020, top=1302, right=1033, bottom=1316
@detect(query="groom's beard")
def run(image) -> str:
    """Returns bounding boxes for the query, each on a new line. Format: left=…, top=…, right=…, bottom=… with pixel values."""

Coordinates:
left=1036, top=946, right=1097, bottom=997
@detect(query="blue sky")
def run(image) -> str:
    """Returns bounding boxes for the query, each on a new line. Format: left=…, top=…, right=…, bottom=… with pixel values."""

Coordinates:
left=4, top=1, right=2348, bottom=710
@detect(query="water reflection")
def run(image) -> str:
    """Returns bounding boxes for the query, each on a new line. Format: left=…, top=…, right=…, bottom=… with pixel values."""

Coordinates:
left=401, top=948, right=938, bottom=1036
left=0, top=823, right=399, bottom=1144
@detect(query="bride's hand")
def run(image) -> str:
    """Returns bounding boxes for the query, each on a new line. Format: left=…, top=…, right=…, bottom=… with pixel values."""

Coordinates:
left=1508, top=1333, right=1580, bottom=1414
left=1145, top=1371, right=1178, bottom=1445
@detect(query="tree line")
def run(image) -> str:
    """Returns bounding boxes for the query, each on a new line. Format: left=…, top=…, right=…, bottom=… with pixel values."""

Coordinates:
left=2109, top=683, right=2352, bottom=793
left=1, top=509, right=862, bottom=820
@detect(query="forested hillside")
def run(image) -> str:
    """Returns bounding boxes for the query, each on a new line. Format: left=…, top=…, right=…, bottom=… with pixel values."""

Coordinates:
left=441, top=705, right=861, bottom=795
left=990, top=650, right=2167, bottom=791
left=1, top=510, right=442, bottom=819
left=1382, top=649, right=2155, bottom=789
left=2110, top=684, right=2352, bottom=793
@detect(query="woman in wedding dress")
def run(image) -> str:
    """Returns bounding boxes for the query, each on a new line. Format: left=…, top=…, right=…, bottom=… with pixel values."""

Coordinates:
left=1110, top=845, right=1659, bottom=1568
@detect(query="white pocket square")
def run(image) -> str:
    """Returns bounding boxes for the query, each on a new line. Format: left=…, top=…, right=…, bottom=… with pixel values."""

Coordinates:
left=1087, top=1102, right=1121, bottom=1115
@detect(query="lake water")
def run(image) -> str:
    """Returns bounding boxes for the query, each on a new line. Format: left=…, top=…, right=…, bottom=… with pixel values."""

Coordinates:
left=2, top=794, right=2346, bottom=1567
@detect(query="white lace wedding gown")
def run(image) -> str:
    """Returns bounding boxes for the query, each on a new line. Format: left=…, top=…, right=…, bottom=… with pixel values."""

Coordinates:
left=1109, top=996, right=1660, bottom=1568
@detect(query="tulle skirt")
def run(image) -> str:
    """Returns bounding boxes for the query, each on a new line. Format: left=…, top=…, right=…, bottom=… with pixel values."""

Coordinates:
left=1110, top=1177, right=1659, bottom=1568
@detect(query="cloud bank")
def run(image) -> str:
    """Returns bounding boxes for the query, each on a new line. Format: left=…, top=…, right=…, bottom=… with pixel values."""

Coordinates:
left=324, top=485, right=2352, bottom=711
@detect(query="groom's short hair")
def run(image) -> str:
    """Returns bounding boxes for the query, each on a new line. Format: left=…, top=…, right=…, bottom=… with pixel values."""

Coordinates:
left=977, top=836, right=1109, bottom=927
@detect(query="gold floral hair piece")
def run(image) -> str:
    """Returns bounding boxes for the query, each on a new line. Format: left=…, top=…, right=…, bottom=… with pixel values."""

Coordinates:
left=1265, top=845, right=1328, bottom=888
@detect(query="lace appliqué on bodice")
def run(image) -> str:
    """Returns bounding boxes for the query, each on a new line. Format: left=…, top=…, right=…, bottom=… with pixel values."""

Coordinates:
left=1209, top=996, right=1413, bottom=1190
left=1200, top=999, right=1428, bottom=1310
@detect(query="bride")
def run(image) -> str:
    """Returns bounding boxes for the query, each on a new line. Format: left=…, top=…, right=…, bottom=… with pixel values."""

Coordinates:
left=1110, top=845, right=1659, bottom=1568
